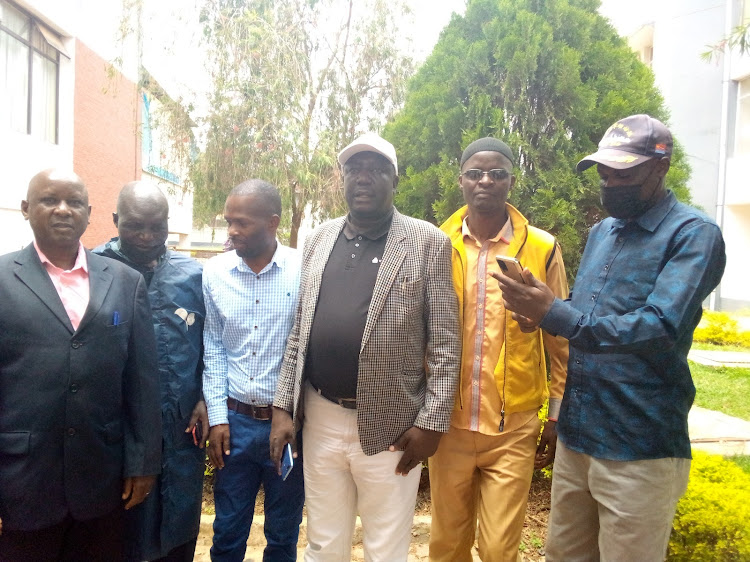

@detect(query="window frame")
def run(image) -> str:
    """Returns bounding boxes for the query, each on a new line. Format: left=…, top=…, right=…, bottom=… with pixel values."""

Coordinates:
left=0, top=0, right=62, bottom=143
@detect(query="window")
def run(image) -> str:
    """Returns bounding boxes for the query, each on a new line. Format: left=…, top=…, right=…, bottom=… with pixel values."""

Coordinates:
left=0, top=0, right=64, bottom=144
left=738, top=78, right=750, bottom=156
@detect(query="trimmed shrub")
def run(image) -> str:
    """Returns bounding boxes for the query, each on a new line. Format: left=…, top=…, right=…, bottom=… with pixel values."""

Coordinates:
left=668, top=451, right=750, bottom=560
left=693, top=310, right=750, bottom=347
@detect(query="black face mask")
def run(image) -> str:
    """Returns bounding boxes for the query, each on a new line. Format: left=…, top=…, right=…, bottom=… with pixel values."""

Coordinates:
left=599, top=184, right=651, bottom=219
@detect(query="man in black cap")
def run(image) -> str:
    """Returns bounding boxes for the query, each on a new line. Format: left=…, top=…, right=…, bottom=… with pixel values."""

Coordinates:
left=494, top=115, right=726, bottom=560
left=429, top=137, right=569, bottom=561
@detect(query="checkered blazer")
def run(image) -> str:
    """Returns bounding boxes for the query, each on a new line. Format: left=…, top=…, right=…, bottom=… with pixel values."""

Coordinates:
left=274, top=210, right=460, bottom=455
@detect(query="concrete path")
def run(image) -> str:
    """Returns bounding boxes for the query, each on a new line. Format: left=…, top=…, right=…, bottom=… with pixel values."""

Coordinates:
left=687, top=349, right=750, bottom=455
left=688, top=348, right=750, bottom=367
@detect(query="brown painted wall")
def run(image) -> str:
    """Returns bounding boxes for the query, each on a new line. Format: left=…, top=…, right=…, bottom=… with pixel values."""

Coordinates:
left=73, top=40, right=141, bottom=248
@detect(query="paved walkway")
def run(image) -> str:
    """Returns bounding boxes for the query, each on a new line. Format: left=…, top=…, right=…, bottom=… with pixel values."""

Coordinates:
left=688, top=348, right=750, bottom=367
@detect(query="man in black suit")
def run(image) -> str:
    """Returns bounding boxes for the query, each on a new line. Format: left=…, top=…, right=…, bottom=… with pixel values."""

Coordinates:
left=0, top=169, right=161, bottom=561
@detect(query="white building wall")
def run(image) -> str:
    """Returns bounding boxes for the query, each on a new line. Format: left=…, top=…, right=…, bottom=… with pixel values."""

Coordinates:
left=1, top=0, right=137, bottom=254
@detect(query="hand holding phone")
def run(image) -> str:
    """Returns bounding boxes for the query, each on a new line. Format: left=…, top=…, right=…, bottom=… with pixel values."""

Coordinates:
left=496, top=255, right=526, bottom=284
left=281, top=443, right=294, bottom=481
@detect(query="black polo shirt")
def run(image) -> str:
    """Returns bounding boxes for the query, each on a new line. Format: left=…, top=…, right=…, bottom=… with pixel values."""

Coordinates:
left=304, top=210, right=393, bottom=399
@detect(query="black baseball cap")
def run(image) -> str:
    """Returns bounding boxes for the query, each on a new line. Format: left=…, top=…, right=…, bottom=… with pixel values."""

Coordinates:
left=577, top=114, right=673, bottom=172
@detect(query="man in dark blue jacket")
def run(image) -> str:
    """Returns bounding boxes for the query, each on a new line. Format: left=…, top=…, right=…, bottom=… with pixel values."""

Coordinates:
left=95, top=181, right=207, bottom=562
left=495, top=115, right=726, bottom=561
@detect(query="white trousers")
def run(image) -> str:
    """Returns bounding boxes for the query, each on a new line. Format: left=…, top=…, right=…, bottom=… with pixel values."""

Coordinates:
left=302, top=385, right=421, bottom=562
left=546, top=441, right=690, bottom=562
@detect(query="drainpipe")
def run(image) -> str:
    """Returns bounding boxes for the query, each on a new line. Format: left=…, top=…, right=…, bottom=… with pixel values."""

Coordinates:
left=712, top=0, right=735, bottom=311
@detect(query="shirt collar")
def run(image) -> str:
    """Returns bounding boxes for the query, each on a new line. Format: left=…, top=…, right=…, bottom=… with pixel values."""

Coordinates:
left=461, top=215, right=513, bottom=244
left=343, top=208, right=394, bottom=240
left=34, top=240, right=88, bottom=273
left=233, top=240, right=288, bottom=274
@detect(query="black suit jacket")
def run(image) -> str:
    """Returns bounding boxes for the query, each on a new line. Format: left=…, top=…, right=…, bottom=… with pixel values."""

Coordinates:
left=0, top=244, right=161, bottom=531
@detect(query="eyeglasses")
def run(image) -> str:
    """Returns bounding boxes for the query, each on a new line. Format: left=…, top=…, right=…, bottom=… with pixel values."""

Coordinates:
left=461, top=168, right=510, bottom=182
left=343, top=165, right=390, bottom=178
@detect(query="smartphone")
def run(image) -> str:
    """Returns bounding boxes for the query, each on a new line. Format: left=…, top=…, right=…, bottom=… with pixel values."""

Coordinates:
left=495, top=255, right=526, bottom=284
left=281, top=443, right=294, bottom=481
left=191, top=420, right=203, bottom=446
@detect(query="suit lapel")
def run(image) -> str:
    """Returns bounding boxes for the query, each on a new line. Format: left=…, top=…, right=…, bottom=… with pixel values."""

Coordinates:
left=13, top=244, right=74, bottom=333
left=77, top=251, right=113, bottom=334
left=361, top=211, right=406, bottom=351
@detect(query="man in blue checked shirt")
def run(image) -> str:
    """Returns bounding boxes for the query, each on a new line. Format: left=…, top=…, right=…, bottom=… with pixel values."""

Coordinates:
left=495, top=115, right=726, bottom=562
left=202, top=180, right=304, bottom=562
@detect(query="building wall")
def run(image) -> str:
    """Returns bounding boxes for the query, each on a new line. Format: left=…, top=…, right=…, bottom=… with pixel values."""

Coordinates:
left=599, top=0, right=749, bottom=311
left=73, top=40, right=141, bottom=248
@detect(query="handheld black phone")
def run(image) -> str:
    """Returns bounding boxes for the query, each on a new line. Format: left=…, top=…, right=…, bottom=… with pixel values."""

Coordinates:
left=281, top=443, right=294, bottom=481
left=495, top=255, right=526, bottom=284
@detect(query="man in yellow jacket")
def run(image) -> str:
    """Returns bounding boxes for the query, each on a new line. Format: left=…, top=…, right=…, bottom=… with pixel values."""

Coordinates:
left=429, top=137, right=569, bottom=562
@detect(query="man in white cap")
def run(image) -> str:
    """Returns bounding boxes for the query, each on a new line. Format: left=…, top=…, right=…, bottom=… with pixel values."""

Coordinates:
left=270, top=132, right=460, bottom=560
left=495, top=115, right=726, bottom=561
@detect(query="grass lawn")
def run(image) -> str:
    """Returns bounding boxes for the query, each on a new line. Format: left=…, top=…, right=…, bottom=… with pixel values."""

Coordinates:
left=690, top=360, right=750, bottom=421
left=728, top=455, right=750, bottom=474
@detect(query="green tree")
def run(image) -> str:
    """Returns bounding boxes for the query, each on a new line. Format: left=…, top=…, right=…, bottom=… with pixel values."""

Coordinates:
left=384, top=0, right=691, bottom=278
left=192, top=0, right=413, bottom=246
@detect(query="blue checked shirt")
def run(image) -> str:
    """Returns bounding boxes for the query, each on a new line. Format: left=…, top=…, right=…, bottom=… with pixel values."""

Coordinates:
left=541, top=191, right=725, bottom=461
left=202, top=244, right=300, bottom=427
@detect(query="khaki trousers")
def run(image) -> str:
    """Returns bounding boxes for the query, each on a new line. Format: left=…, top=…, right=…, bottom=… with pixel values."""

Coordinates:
left=428, top=416, right=541, bottom=562
left=545, top=441, right=690, bottom=562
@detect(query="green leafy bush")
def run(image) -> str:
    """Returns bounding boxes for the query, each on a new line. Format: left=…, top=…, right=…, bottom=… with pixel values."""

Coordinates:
left=693, top=310, right=750, bottom=347
left=668, top=451, right=750, bottom=560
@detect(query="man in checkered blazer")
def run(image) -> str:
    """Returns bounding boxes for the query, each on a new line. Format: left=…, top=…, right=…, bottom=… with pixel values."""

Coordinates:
left=271, top=133, right=460, bottom=561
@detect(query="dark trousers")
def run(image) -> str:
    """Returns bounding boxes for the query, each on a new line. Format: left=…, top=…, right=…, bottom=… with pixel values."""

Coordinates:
left=0, top=508, right=124, bottom=562
left=152, top=537, right=197, bottom=562
left=210, top=409, right=305, bottom=562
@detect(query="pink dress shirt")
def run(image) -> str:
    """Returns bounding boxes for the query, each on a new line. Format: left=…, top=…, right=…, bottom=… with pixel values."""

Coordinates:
left=34, top=241, right=90, bottom=331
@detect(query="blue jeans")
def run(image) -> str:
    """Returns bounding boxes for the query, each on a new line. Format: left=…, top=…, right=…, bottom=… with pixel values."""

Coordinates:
left=210, top=409, right=304, bottom=562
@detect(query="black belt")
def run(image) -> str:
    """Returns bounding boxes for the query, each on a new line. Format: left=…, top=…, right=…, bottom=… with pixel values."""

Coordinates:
left=227, top=397, right=272, bottom=420
left=310, top=383, right=357, bottom=409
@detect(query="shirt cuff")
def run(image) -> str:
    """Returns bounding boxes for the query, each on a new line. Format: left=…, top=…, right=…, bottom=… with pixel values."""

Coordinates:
left=548, top=398, right=561, bottom=421
left=207, top=401, right=229, bottom=427
left=540, top=298, right=580, bottom=339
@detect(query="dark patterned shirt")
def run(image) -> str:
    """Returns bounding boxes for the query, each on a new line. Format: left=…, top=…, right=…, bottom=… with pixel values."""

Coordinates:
left=541, top=191, right=725, bottom=460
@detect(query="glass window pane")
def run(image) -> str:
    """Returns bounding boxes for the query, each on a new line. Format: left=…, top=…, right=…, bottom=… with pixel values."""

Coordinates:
left=0, top=29, right=29, bottom=134
left=31, top=25, right=57, bottom=60
left=0, top=1, right=31, bottom=40
left=31, top=51, right=56, bottom=143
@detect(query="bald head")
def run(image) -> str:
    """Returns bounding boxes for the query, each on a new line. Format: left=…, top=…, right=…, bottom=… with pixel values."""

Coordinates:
left=28, top=168, right=87, bottom=201
left=22, top=168, right=90, bottom=269
left=113, top=181, right=169, bottom=265
left=117, top=181, right=169, bottom=216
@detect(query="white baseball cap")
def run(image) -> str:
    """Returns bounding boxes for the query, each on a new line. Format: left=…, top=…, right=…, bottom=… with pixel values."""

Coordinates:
left=337, top=132, right=398, bottom=172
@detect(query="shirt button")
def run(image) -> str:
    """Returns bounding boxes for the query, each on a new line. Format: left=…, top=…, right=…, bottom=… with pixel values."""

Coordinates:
left=355, top=243, right=360, bottom=247
left=252, top=352, right=256, bottom=356
left=351, top=254, right=356, bottom=258
left=472, top=381, right=479, bottom=387
left=255, top=300, right=260, bottom=304
left=591, top=295, right=595, bottom=300
left=67, top=428, right=76, bottom=436
left=70, top=384, right=79, bottom=393
left=604, top=265, right=609, bottom=270
left=71, top=341, right=82, bottom=349
left=256, top=275, right=260, bottom=279
left=254, top=326, right=258, bottom=329
left=358, top=236, right=363, bottom=240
